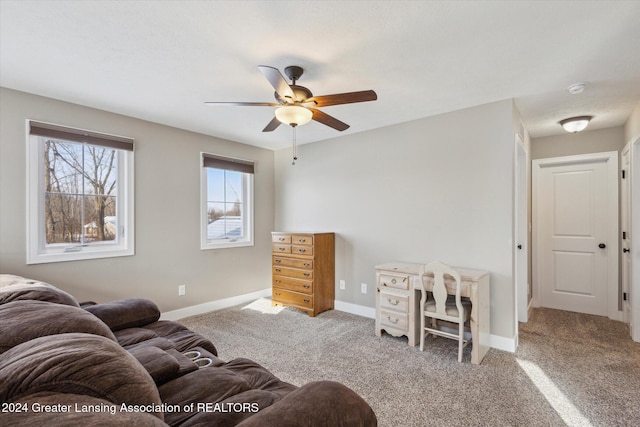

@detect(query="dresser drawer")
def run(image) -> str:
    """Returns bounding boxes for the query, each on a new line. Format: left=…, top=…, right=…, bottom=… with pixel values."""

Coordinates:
left=272, top=234, right=292, bottom=244
left=292, top=235, right=313, bottom=245
left=273, top=266, right=313, bottom=279
left=378, top=273, right=410, bottom=290
left=273, top=276, right=313, bottom=294
left=379, top=289, right=409, bottom=313
left=272, top=288, right=313, bottom=309
left=272, top=244, right=292, bottom=254
left=291, top=244, right=313, bottom=256
left=273, top=256, right=313, bottom=269
left=379, top=309, right=408, bottom=332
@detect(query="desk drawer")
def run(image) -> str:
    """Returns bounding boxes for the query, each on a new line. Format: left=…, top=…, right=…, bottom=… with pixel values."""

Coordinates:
left=379, top=290, right=409, bottom=313
left=272, top=288, right=313, bottom=309
left=380, top=309, right=408, bottom=332
left=378, top=273, right=410, bottom=290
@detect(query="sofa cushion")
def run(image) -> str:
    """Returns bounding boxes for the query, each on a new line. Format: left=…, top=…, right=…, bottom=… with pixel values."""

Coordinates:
left=0, top=274, right=79, bottom=307
left=129, top=346, right=183, bottom=385
left=236, top=381, right=379, bottom=427
left=0, top=333, right=163, bottom=422
left=158, top=357, right=297, bottom=426
left=0, top=300, right=117, bottom=353
left=85, top=298, right=161, bottom=331
left=144, top=321, right=218, bottom=356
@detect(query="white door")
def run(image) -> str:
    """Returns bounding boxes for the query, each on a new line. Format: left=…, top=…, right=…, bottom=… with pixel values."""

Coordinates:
left=533, top=152, right=619, bottom=317
left=621, top=143, right=631, bottom=326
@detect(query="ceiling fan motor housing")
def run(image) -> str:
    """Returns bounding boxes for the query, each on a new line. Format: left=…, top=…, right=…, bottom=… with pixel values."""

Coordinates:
left=284, top=65, right=304, bottom=82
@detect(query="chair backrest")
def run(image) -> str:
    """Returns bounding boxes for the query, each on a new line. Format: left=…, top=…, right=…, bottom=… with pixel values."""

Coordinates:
left=419, top=261, right=463, bottom=319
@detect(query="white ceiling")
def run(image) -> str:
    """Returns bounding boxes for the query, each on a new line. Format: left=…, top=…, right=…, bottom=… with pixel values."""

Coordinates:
left=1, top=1, right=639, bottom=150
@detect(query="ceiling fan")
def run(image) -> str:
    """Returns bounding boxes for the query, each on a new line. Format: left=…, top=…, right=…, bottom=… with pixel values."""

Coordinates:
left=205, top=65, right=377, bottom=132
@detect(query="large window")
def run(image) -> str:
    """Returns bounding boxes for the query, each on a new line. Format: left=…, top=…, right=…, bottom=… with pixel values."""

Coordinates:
left=27, top=121, right=134, bottom=264
left=201, top=153, right=254, bottom=249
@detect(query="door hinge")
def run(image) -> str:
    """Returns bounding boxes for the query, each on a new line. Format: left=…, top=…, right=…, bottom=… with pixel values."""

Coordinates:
left=622, top=169, right=626, bottom=179
left=623, top=292, right=628, bottom=301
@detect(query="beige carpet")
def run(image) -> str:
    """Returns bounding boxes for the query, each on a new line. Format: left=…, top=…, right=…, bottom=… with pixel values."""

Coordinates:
left=180, top=299, right=640, bottom=427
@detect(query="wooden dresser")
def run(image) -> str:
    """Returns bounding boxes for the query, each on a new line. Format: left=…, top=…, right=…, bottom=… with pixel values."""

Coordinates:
left=271, top=232, right=335, bottom=317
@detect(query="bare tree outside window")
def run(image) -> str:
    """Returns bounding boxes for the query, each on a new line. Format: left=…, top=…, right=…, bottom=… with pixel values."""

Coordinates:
left=43, top=139, right=117, bottom=245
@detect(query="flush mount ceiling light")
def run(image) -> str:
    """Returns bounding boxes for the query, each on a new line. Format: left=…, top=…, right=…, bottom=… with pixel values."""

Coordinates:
left=559, top=116, right=593, bottom=133
left=567, top=82, right=587, bottom=95
left=274, top=105, right=312, bottom=127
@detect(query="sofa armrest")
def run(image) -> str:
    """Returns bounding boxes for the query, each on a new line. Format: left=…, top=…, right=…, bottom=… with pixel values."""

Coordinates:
left=236, top=381, right=377, bottom=427
left=85, top=298, right=160, bottom=331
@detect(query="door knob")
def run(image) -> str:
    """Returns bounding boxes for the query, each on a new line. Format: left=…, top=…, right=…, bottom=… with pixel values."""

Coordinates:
left=598, top=243, right=606, bottom=249
left=517, top=244, right=522, bottom=250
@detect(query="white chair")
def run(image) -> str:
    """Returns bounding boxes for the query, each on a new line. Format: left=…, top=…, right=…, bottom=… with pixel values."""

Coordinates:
left=419, top=261, right=471, bottom=362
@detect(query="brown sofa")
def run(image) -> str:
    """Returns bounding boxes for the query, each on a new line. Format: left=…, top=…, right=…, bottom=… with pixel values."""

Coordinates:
left=0, top=275, right=377, bottom=426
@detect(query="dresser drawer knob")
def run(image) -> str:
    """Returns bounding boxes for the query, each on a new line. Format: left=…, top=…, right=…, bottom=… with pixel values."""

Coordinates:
left=275, top=259, right=281, bottom=263
left=388, top=298, right=399, bottom=305
left=279, top=247, right=285, bottom=251
left=275, top=268, right=281, bottom=272
left=304, top=263, right=310, bottom=267
left=391, top=278, right=397, bottom=284
left=298, top=249, right=306, bottom=253
left=303, top=299, right=310, bottom=303
left=275, top=280, right=281, bottom=283
left=303, top=285, right=310, bottom=289
left=279, top=237, right=286, bottom=241
left=275, top=292, right=281, bottom=296
left=299, top=239, right=306, bottom=243
left=387, top=316, right=399, bottom=324
left=303, top=273, right=310, bottom=277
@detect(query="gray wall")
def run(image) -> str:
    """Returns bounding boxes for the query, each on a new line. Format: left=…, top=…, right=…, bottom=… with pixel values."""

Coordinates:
left=625, top=101, right=640, bottom=143
left=0, top=88, right=275, bottom=311
left=531, top=126, right=626, bottom=159
left=274, top=100, right=518, bottom=339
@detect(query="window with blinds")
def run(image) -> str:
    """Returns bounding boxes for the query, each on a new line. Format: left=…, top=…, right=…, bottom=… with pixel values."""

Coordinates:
left=26, top=120, right=134, bottom=263
left=201, top=153, right=254, bottom=249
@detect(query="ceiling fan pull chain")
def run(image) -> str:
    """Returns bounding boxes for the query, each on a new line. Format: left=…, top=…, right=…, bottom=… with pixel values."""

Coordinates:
left=292, top=125, right=298, bottom=165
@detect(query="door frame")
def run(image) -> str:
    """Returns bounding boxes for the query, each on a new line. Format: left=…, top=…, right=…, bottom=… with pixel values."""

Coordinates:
left=514, top=135, right=529, bottom=327
left=631, top=137, right=640, bottom=342
left=621, top=142, right=631, bottom=326
left=532, top=151, right=620, bottom=320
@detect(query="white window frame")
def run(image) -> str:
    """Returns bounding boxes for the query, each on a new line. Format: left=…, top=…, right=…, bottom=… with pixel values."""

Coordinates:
left=26, top=120, right=135, bottom=264
left=200, top=153, right=254, bottom=250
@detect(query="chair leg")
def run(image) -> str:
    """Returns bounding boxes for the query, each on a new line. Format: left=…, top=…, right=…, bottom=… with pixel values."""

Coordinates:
left=458, top=321, right=464, bottom=363
left=420, top=314, right=425, bottom=351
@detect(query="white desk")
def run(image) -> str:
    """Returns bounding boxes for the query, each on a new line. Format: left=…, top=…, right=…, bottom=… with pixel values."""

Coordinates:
left=375, top=262, right=490, bottom=364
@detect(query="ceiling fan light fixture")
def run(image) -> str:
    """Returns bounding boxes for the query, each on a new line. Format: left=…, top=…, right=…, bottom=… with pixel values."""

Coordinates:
left=559, top=116, right=592, bottom=133
left=275, top=105, right=312, bottom=127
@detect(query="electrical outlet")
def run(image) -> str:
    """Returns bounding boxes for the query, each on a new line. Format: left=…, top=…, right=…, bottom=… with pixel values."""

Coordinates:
left=361, top=283, right=367, bottom=294
left=339, top=280, right=346, bottom=290
left=178, top=285, right=186, bottom=296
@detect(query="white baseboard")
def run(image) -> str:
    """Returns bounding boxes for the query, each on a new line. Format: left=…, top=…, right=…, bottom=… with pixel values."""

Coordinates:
left=334, top=300, right=376, bottom=318
left=490, top=334, right=517, bottom=353
left=161, top=288, right=271, bottom=321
